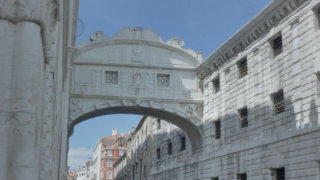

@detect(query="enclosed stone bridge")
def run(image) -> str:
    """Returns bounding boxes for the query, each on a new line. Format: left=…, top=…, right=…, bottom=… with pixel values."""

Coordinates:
left=69, top=28, right=204, bottom=150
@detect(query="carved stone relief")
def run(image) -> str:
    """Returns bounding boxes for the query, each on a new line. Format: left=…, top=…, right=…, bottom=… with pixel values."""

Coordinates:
left=105, top=71, right=118, bottom=84
left=157, top=74, right=170, bottom=88
left=131, top=45, right=144, bottom=62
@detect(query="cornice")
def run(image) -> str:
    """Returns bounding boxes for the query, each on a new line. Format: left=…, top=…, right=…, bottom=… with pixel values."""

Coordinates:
left=197, top=0, right=309, bottom=80
left=74, top=39, right=201, bottom=65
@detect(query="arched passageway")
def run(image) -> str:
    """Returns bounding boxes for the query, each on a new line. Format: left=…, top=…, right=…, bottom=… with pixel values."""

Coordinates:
left=69, top=28, right=204, bottom=151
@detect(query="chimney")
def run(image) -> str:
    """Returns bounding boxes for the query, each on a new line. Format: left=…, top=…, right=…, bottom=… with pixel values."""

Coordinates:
left=112, top=129, right=118, bottom=136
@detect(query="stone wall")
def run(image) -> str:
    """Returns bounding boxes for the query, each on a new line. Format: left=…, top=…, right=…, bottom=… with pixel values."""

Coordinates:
left=151, top=0, right=320, bottom=179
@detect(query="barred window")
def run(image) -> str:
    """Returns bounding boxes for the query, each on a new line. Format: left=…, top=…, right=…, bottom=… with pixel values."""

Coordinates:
left=239, top=107, right=248, bottom=128
left=237, top=173, right=247, bottom=180
left=157, top=74, right=170, bottom=87
left=237, top=57, right=247, bottom=78
left=157, top=148, right=161, bottom=160
left=215, top=120, right=221, bottom=139
left=272, top=34, right=283, bottom=57
left=212, top=76, right=220, bottom=93
left=271, top=168, right=285, bottom=180
left=105, top=71, right=118, bottom=84
left=272, top=89, right=285, bottom=114
left=167, top=141, right=172, bottom=155
left=180, top=136, right=186, bottom=151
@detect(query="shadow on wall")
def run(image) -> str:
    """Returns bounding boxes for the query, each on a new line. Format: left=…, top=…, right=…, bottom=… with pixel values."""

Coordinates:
left=150, top=96, right=320, bottom=180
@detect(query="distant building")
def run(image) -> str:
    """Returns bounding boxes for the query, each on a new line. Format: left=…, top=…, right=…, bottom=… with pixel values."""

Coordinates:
left=90, top=129, right=129, bottom=180
left=114, top=116, right=154, bottom=180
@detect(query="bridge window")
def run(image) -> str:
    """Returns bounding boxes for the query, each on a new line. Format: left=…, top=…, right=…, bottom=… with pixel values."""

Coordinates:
left=238, top=107, right=248, bottom=128
left=271, top=33, right=283, bottom=57
left=212, top=75, right=220, bottom=93
left=105, top=71, right=118, bottom=84
left=271, top=168, right=285, bottom=180
left=237, top=173, right=247, bottom=180
left=272, top=89, right=285, bottom=114
left=157, top=148, right=161, bottom=160
left=180, top=136, right=186, bottom=151
left=215, top=119, right=221, bottom=139
left=157, top=74, right=170, bottom=87
left=167, top=141, right=172, bottom=155
left=237, top=57, right=247, bottom=78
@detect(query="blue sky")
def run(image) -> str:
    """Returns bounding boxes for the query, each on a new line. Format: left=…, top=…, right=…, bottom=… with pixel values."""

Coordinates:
left=68, top=0, right=272, bottom=170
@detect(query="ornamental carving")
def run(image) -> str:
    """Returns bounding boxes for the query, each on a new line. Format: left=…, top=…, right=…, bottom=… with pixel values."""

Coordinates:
left=105, top=71, right=118, bottom=84
left=157, top=74, right=170, bottom=88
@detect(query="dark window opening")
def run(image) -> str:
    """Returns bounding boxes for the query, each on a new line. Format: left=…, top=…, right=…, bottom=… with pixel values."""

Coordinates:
left=272, top=168, right=285, bottom=180
left=211, top=177, right=219, bottom=180
left=237, top=173, right=247, bottom=180
left=157, top=119, right=161, bottom=130
left=212, top=76, right=220, bottom=93
left=272, top=34, right=283, bottom=57
left=215, top=120, right=221, bottom=139
left=237, top=57, right=247, bottom=78
left=168, top=141, right=172, bottom=155
left=157, top=148, right=161, bottom=160
left=272, top=89, right=285, bottom=114
left=180, top=136, right=186, bottom=151
left=239, top=107, right=248, bottom=128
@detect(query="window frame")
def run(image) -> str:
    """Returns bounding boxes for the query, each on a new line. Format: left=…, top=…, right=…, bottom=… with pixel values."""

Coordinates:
left=167, top=141, right=173, bottom=155
left=271, top=167, right=285, bottom=180
left=271, top=89, right=285, bottom=114
left=212, top=75, right=220, bottom=93
left=180, top=136, right=186, bottom=151
left=215, top=119, right=221, bottom=139
left=237, top=57, right=248, bottom=79
left=157, top=148, right=161, bottom=160
left=270, top=32, right=283, bottom=57
left=238, top=107, right=248, bottom=128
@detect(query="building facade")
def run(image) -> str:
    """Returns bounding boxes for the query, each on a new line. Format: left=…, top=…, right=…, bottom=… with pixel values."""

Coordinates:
left=90, top=130, right=129, bottom=180
left=115, top=0, right=320, bottom=179
left=2, top=0, right=320, bottom=179
left=114, top=116, right=154, bottom=180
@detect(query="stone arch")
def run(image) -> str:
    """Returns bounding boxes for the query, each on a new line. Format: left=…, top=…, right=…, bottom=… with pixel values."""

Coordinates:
left=69, top=98, right=203, bottom=152
left=69, top=28, right=204, bottom=152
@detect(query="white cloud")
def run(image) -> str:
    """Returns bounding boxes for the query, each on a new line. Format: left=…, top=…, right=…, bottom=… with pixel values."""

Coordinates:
left=68, top=148, right=92, bottom=171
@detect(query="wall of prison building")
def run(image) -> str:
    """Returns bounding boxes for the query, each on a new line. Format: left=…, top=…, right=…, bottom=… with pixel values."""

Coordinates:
left=117, top=0, right=320, bottom=179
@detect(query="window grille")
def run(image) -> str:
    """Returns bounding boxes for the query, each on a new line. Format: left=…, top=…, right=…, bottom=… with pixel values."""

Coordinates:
left=212, top=76, right=220, bottom=93
left=272, top=168, right=285, bottom=180
left=180, top=136, right=186, bottom=151
left=168, top=141, right=172, bottom=155
left=237, top=57, right=247, bottom=78
left=272, top=90, right=285, bottom=114
left=239, top=107, right=248, bottom=128
left=215, top=120, right=221, bottom=139
left=272, top=35, right=283, bottom=56
left=105, top=71, right=118, bottom=84
left=157, top=74, right=170, bottom=87
left=237, top=173, right=247, bottom=180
